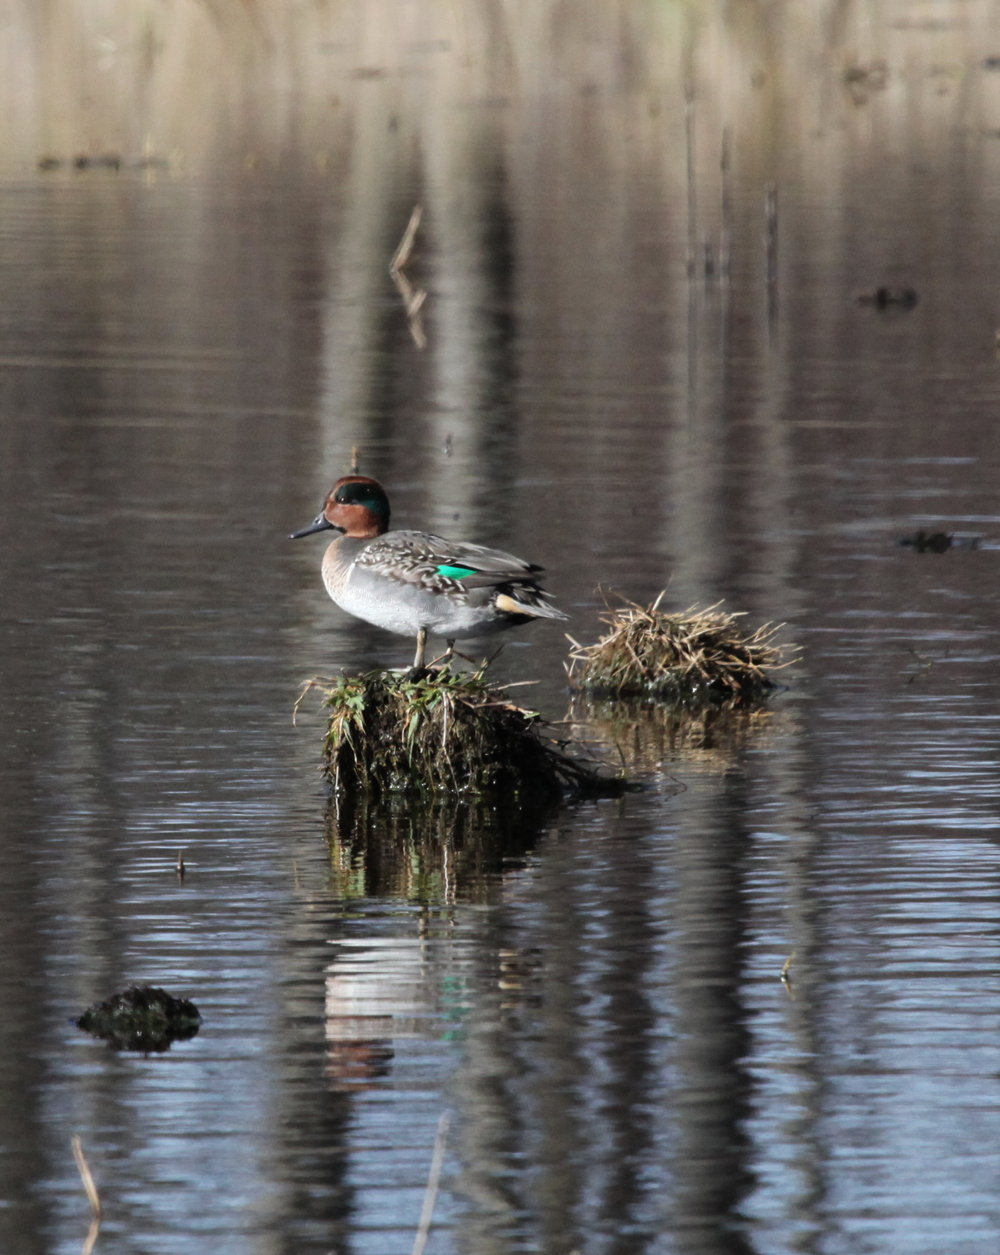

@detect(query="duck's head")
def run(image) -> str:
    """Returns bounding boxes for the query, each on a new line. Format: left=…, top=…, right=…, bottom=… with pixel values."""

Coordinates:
left=290, top=476, right=390, bottom=541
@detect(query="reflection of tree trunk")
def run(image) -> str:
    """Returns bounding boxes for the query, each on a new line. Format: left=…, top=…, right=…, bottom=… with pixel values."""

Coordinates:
left=594, top=849, right=660, bottom=1255
left=0, top=761, right=51, bottom=1255
left=273, top=911, right=356, bottom=1255
left=0, top=172, right=329, bottom=1251
left=668, top=774, right=756, bottom=1254
left=449, top=779, right=761, bottom=1254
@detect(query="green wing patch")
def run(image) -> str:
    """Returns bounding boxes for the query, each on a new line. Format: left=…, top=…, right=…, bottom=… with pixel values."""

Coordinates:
left=436, top=563, right=477, bottom=579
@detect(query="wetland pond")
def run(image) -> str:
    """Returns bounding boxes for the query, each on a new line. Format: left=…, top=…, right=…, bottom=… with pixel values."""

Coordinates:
left=1, top=7, right=1000, bottom=1252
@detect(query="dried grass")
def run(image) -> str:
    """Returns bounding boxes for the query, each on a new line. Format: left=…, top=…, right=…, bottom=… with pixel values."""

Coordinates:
left=306, top=663, right=625, bottom=798
left=567, top=594, right=791, bottom=703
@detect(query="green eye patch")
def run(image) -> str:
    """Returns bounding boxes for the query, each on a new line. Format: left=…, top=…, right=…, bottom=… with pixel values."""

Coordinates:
left=437, top=564, right=477, bottom=579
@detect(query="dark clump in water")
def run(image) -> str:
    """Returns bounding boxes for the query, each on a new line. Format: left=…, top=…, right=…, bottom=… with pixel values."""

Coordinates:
left=857, top=285, right=919, bottom=309
left=899, top=529, right=953, bottom=552
left=76, top=985, right=202, bottom=1053
left=72, top=152, right=122, bottom=171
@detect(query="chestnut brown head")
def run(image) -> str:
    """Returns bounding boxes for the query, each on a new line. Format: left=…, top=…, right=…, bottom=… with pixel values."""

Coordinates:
left=289, top=476, right=390, bottom=541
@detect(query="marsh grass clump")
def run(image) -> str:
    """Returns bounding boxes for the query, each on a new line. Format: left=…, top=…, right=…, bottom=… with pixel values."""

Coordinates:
left=308, top=663, right=623, bottom=798
left=568, top=595, right=790, bottom=703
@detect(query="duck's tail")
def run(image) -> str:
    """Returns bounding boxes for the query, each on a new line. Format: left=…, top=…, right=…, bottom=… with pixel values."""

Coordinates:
left=495, top=591, right=570, bottom=621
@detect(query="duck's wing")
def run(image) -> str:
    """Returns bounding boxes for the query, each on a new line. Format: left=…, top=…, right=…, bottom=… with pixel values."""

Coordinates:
left=354, top=531, right=541, bottom=591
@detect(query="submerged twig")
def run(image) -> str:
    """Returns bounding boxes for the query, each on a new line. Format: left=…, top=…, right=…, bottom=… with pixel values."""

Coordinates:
left=391, top=204, right=423, bottom=274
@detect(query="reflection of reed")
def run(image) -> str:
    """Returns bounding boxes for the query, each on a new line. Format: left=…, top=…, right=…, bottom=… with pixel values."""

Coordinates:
left=325, top=792, right=555, bottom=902
left=412, top=1111, right=450, bottom=1255
left=71, top=1136, right=101, bottom=1255
left=569, top=697, right=778, bottom=777
left=389, top=204, right=427, bottom=348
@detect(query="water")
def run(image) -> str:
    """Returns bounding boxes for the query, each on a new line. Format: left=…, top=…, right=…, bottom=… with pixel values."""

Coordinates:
left=2, top=6, right=1000, bottom=1253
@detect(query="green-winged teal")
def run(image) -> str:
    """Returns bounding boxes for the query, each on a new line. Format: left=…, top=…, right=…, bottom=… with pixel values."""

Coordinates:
left=291, top=476, right=568, bottom=667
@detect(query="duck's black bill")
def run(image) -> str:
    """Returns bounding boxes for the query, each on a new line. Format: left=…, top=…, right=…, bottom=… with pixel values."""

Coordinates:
left=289, top=514, right=335, bottom=539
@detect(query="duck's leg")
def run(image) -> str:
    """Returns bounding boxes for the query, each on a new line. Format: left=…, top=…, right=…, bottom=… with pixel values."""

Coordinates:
left=413, top=627, right=428, bottom=669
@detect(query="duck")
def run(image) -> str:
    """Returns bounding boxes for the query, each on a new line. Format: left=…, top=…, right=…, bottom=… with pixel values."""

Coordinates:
left=290, top=475, right=569, bottom=668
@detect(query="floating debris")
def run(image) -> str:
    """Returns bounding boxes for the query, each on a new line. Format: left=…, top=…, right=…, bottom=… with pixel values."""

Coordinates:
left=76, top=985, right=202, bottom=1053
left=73, top=153, right=122, bottom=171
left=899, top=529, right=951, bottom=553
left=857, top=286, right=919, bottom=309
left=38, top=152, right=172, bottom=173
left=899, top=530, right=982, bottom=553
left=843, top=59, right=889, bottom=103
left=307, top=663, right=625, bottom=798
left=567, top=596, right=790, bottom=703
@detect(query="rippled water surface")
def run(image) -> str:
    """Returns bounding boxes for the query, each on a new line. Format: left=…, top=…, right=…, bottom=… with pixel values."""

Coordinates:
left=3, top=14, right=1000, bottom=1253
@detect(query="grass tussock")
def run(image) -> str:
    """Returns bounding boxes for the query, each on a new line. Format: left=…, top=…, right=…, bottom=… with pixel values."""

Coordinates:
left=567, top=595, right=791, bottom=702
left=304, top=663, right=625, bottom=798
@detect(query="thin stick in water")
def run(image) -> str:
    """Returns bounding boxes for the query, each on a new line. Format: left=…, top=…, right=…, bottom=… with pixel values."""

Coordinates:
left=720, top=127, right=731, bottom=280
left=411, top=1111, right=450, bottom=1255
left=390, top=204, right=423, bottom=275
left=82, top=1215, right=100, bottom=1255
left=72, top=1136, right=101, bottom=1217
left=765, top=183, right=778, bottom=323
left=684, top=76, right=696, bottom=280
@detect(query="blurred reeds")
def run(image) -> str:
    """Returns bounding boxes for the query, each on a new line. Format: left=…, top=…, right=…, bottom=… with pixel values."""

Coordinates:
left=2, top=0, right=989, bottom=177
